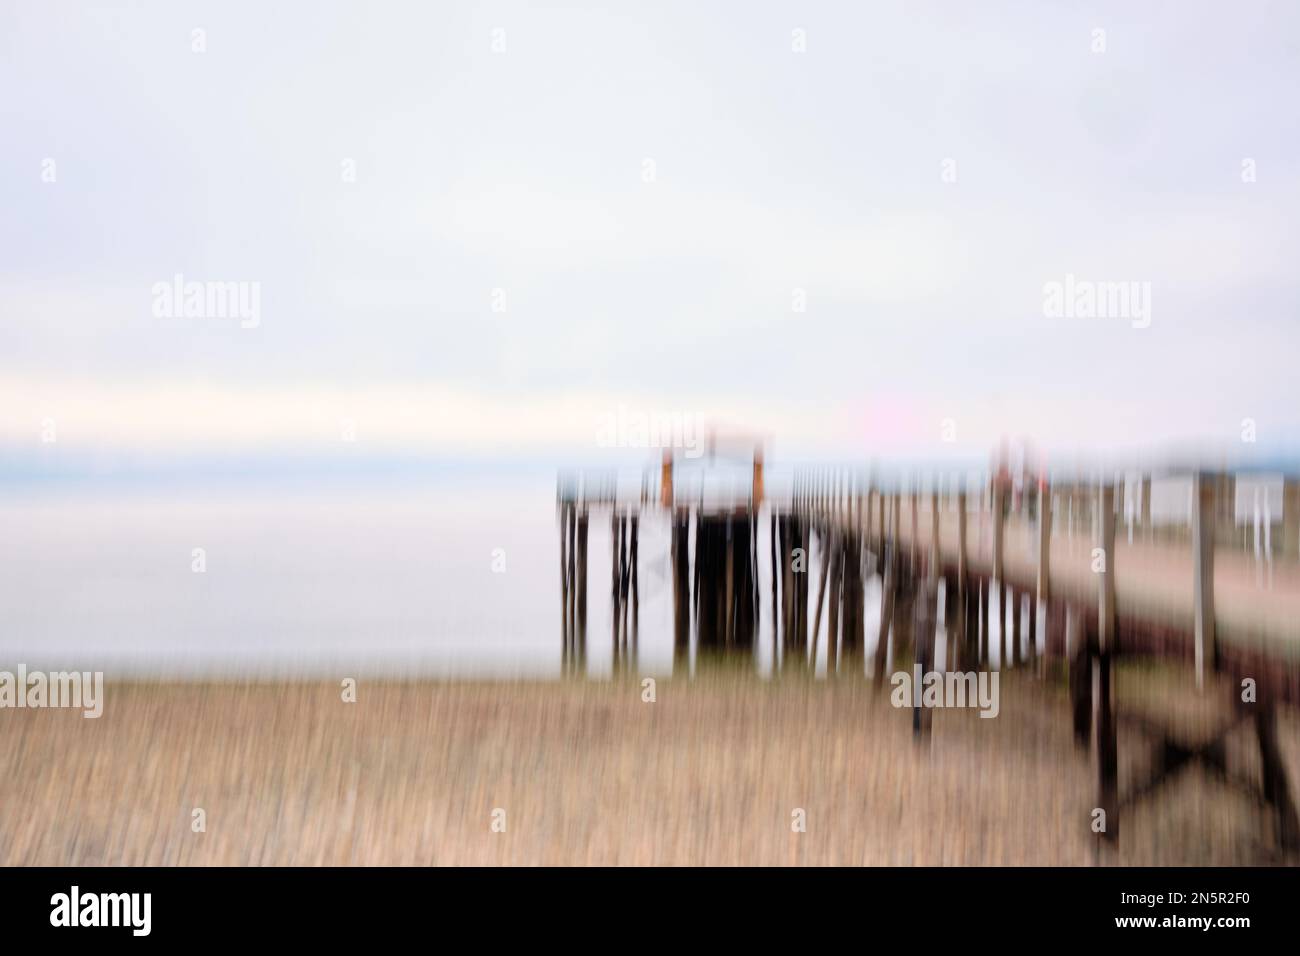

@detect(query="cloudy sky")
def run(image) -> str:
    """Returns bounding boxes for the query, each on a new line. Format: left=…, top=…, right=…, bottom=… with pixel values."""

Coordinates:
left=3, top=0, right=1298, bottom=469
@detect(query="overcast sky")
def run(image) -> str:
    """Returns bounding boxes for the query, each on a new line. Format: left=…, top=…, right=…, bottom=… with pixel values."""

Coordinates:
left=3, top=1, right=1298, bottom=467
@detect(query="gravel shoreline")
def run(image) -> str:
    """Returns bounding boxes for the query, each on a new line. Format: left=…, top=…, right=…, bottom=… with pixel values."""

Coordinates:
left=0, top=670, right=1293, bottom=865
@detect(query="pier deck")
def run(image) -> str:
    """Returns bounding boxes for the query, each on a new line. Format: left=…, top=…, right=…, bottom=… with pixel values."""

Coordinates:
left=557, top=462, right=1300, bottom=855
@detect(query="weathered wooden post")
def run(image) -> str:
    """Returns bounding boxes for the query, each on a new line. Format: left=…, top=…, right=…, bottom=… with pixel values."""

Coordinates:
left=568, top=505, right=578, bottom=640
left=1011, top=586, right=1022, bottom=667
left=797, top=515, right=811, bottom=654
left=1037, top=475, right=1051, bottom=612
left=780, top=514, right=793, bottom=664
left=1192, top=472, right=1216, bottom=690
left=856, top=476, right=865, bottom=535
left=1021, top=588, right=1032, bottom=666
left=621, top=514, right=631, bottom=663
left=630, top=513, right=640, bottom=658
left=865, top=486, right=874, bottom=546
left=1067, top=607, right=1090, bottom=745
left=992, top=479, right=1006, bottom=665
left=1029, top=476, right=1050, bottom=671
left=1256, top=705, right=1300, bottom=848
left=958, top=488, right=976, bottom=666
left=1140, top=475, right=1152, bottom=540
left=724, top=517, right=735, bottom=646
left=930, top=489, right=940, bottom=582
left=877, top=490, right=886, bottom=556
left=560, top=500, right=570, bottom=669
left=889, top=489, right=899, bottom=548
left=621, top=514, right=632, bottom=665
left=1114, top=477, right=1125, bottom=537
left=672, top=510, right=690, bottom=673
left=954, top=483, right=966, bottom=578
left=1095, top=483, right=1118, bottom=845
left=910, top=488, right=919, bottom=574
left=1216, top=473, right=1237, bottom=548
left=810, top=526, right=830, bottom=672
left=978, top=576, right=989, bottom=666
left=843, top=533, right=864, bottom=671
left=769, top=510, right=779, bottom=664
left=1282, top=478, right=1300, bottom=558
left=893, top=577, right=916, bottom=682
left=913, top=579, right=937, bottom=741
left=826, top=529, right=841, bottom=676
left=660, top=450, right=673, bottom=509
left=576, top=509, right=588, bottom=669
left=611, top=512, right=621, bottom=670
left=873, top=499, right=896, bottom=683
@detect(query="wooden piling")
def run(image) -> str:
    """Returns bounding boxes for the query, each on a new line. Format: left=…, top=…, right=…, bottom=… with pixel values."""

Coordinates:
left=893, top=578, right=916, bottom=676
left=1095, top=483, right=1118, bottom=845
left=992, top=480, right=1006, bottom=664
left=1011, top=587, right=1022, bottom=667
left=1256, top=704, right=1300, bottom=848
left=826, top=528, right=841, bottom=676
left=622, top=516, right=631, bottom=656
left=1192, top=473, right=1216, bottom=690
left=877, top=491, right=886, bottom=555
left=842, top=533, right=864, bottom=670
left=611, top=512, right=621, bottom=670
left=724, top=518, right=735, bottom=646
left=1098, top=482, right=1117, bottom=650
left=978, top=575, right=989, bottom=666
left=797, top=516, right=811, bottom=655
left=560, top=502, right=571, bottom=669
left=957, top=489, right=968, bottom=584
left=672, top=510, right=690, bottom=672
left=660, top=450, right=673, bottom=509
left=1282, top=479, right=1300, bottom=559
left=874, top=547, right=894, bottom=683
left=910, top=489, right=919, bottom=574
left=781, top=516, right=796, bottom=666
left=1027, top=592, right=1038, bottom=667
left=810, top=526, right=830, bottom=673
left=1067, top=607, right=1090, bottom=746
left=630, top=514, right=639, bottom=658
left=693, top=511, right=702, bottom=616
left=1037, top=479, right=1052, bottom=602
left=769, top=510, right=779, bottom=664
left=913, top=580, right=936, bottom=741
left=865, top=486, right=874, bottom=544
left=1140, top=475, right=1152, bottom=539
left=576, top=510, right=588, bottom=669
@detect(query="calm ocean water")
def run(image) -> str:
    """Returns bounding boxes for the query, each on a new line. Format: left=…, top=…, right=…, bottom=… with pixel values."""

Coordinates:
left=0, top=478, right=596, bottom=677
left=2, top=468, right=1279, bottom=679
left=0, top=471, right=880, bottom=679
